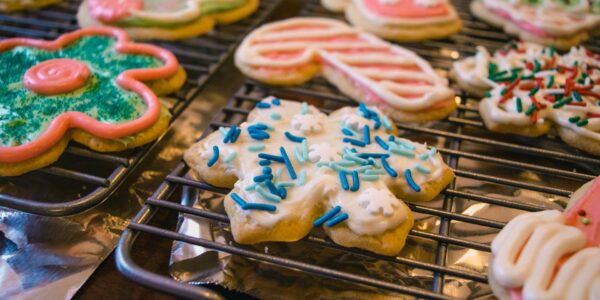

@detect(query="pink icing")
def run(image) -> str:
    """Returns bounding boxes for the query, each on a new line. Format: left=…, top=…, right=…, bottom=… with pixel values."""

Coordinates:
left=0, top=27, right=179, bottom=164
left=362, top=0, right=449, bottom=18
left=492, top=8, right=550, bottom=37
left=24, top=58, right=90, bottom=95
left=88, top=0, right=143, bottom=23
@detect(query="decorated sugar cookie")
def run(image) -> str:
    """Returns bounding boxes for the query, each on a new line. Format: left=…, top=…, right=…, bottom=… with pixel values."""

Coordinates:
left=453, top=41, right=600, bottom=155
left=0, top=0, right=62, bottom=12
left=471, top=0, right=600, bottom=49
left=0, top=28, right=186, bottom=176
left=321, top=0, right=462, bottom=41
left=234, top=18, right=457, bottom=123
left=184, top=97, right=454, bottom=256
left=77, top=0, right=259, bottom=41
left=489, top=176, right=600, bottom=300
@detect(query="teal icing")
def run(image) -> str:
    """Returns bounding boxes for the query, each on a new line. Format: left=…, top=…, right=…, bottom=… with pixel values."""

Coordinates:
left=0, top=36, right=161, bottom=147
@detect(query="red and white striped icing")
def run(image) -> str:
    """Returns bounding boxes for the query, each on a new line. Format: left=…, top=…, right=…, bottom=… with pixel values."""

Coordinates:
left=235, top=18, right=454, bottom=112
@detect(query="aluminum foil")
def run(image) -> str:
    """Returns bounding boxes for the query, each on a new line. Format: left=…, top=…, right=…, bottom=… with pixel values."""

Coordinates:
left=167, top=115, right=575, bottom=299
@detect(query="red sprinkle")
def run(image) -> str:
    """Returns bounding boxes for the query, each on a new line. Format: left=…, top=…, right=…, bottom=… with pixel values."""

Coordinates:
left=575, top=85, right=594, bottom=91
left=530, top=95, right=543, bottom=109
left=579, top=90, right=600, bottom=99
left=525, top=62, right=534, bottom=70
left=499, top=91, right=514, bottom=104
left=587, top=112, right=600, bottom=118
left=520, top=82, right=537, bottom=90
left=543, top=94, right=556, bottom=102
left=530, top=111, right=538, bottom=124
left=567, top=102, right=587, bottom=107
left=565, top=79, right=574, bottom=96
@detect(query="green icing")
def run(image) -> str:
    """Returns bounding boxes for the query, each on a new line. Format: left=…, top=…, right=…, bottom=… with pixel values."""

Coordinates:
left=0, top=36, right=161, bottom=147
left=115, top=0, right=248, bottom=28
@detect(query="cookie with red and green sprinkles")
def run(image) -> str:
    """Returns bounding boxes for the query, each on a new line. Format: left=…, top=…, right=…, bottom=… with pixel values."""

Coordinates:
left=0, top=27, right=186, bottom=176
left=457, top=42, right=600, bottom=155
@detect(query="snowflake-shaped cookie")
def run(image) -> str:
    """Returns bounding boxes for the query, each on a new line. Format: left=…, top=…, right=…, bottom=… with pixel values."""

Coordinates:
left=184, top=97, right=454, bottom=255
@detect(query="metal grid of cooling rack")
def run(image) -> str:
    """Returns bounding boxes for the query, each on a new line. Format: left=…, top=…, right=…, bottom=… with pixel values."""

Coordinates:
left=116, top=0, right=600, bottom=298
left=0, top=0, right=281, bottom=216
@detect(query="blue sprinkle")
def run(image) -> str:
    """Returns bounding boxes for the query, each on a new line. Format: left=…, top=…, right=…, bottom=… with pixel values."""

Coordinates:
left=390, top=146, right=416, bottom=158
left=256, top=102, right=271, bottom=109
left=301, top=102, right=309, bottom=115
left=224, top=151, right=237, bottom=163
left=272, top=98, right=281, bottom=106
left=256, top=185, right=281, bottom=203
left=374, top=136, right=389, bottom=150
left=256, top=122, right=274, bottom=131
left=326, top=212, right=349, bottom=227
left=357, top=153, right=390, bottom=159
left=398, top=141, right=416, bottom=151
left=262, top=167, right=272, bottom=174
left=277, top=181, right=295, bottom=188
left=416, top=165, right=430, bottom=174
left=343, top=137, right=366, bottom=147
left=253, top=174, right=273, bottom=183
left=231, top=128, right=242, bottom=143
left=339, top=171, right=350, bottom=191
left=342, top=128, right=354, bottom=136
left=429, top=147, right=437, bottom=157
left=247, top=144, right=266, bottom=152
left=363, top=125, right=371, bottom=144
left=245, top=183, right=257, bottom=191
left=343, top=154, right=369, bottom=165
left=258, top=153, right=285, bottom=163
left=373, top=118, right=381, bottom=130
left=381, top=157, right=398, bottom=177
left=365, top=169, right=385, bottom=175
left=285, top=131, right=306, bottom=143
left=350, top=171, right=360, bottom=192
left=270, top=112, right=282, bottom=120
left=249, top=124, right=268, bottom=130
left=274, top=168, right=283, bottom=182
left=231, top=193, right=247, bottom=207
left=382, top=116, right=392, bottom=130
left=218, top=127, right=228, bottom=136
left=301, top=139, right=309, bottom=160
left=313, top=206, right=342, bottom=227
left=405, top=169, right=421, bottom=192
left=244, top=203, right=277, bottom=212
left=294, top=146, right=305, bottom=165
left=388, top=135, right=395, bottom=142
left=248, top=129, right=270, bottom=141
left=336, top=160, right=357, bottom=167
left=419, top=153, right=430, bottom=161
left=298, top=170, right=307, bottom=186
left=207, top=146, right=219, bottom=167
left=280, top=147, right=297, bottom=179
left=223, top=126, right=237, bottom=144
left=278, top=186, right=287, bottom=199
left=259, top=159, right=271, bottom=166
left=265, top=180, right=280, bottom=195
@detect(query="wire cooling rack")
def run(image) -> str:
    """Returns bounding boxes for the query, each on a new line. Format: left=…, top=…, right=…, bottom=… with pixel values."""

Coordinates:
left=116, top=0, right=600, bottom=299
left=0, top=0, right=281, bottom=216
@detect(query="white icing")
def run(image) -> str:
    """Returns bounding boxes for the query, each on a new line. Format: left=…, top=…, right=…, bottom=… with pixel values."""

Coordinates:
left=291, top=112, right=326, bottom=134
left=492, top=209, right=600, bottom=300
left=130, top=0, right=202, bottom=23
left=481, top=0, right=600, bottom=36
left=189, top=97, right=450, bottom=236
left=235, top=18, right=454, bottom=112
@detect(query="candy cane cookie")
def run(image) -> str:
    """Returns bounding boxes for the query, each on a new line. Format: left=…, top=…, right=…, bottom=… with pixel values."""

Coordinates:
left=471, top=0, right=600, bottom=49
left=321, top=0, right=462, bottom=41
left=454, top=42, right=600, bottom=155
left=184, top=97, right=454, bottom=255
left=489, top=176, right=600, bottom=300
left=0, top=0, right=62, bottom=12
left=77, top=0, right=259, bottom=41
left=0, top=28, right=186, bottom=176
left=234, top=18, right=456, bottom=123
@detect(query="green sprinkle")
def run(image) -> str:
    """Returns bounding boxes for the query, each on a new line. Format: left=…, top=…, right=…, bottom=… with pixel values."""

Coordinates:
left=553, top=97, right=572, bottom=109
left=485, top=91, right=492, bottom=98
left=528, top=86, right=540, bottom=96
left=582, top=217, right=590, bottom=225
left=549, top=45, right=555, bottom=56
left=546, top=76, right=554, bottom=88
left=525, top=105, right=537, bottom=116
left=516, top=97, right=523, bottom=113
left=576, top=119, right=588, bottom=127
left=533, top=59, right=541, bottom=72
left=361, top=174, right=380, bottom=181
left=247, top=144, right=265, bottom=152
left=569, top=116, right=581, bottom=123
left=301, top=102, right=309, bottom=115
left=270, top=112, right=282, bottom=120
left=521, top=75, right=534, bottom=80
left=573, top=91, right=583, bottom=102
left=500, top=87, right=508, bottom=95
left=224, top=151, right=237, bottom=163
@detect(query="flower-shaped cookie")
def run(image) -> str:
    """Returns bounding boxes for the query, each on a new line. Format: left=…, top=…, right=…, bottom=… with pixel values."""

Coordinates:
left=0, top=27, right=183, bottom=176
left=184, top=97, right=455, bottom=255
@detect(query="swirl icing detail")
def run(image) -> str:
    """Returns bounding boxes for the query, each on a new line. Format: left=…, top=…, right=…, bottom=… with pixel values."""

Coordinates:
left=0, top=27, right=179, bottom=163
left=491, top=177, right=600, bottom=300
left=235, top=18, right=454, bottom=112
left=454, top=42, right=600, bottom=142
left=191, top=98, right=452, bottom=236
left=24, top=59, right=91, bottom=95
